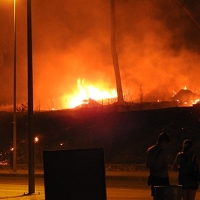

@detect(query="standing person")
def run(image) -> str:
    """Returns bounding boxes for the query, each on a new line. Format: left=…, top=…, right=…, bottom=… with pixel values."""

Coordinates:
left=146, top=132, right=170, bottom=200
left=173, top=139, right=200, bottom=200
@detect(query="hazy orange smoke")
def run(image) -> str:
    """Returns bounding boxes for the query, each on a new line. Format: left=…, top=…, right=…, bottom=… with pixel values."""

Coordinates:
left=0, top=0, right=200, bottom=109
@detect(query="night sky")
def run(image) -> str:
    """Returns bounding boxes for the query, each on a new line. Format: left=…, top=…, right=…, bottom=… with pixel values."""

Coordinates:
left=0, top=0, right=200, bottom=109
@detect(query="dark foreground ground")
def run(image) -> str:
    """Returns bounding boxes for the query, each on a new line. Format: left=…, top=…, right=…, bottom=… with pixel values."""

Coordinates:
left=1, top=105, right=200, bottom=199
left=1, top=171, right=200, bottom=200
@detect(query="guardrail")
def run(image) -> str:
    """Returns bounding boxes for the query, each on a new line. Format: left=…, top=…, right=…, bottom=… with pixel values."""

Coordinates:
left=0, top=164, right=149, bottom=171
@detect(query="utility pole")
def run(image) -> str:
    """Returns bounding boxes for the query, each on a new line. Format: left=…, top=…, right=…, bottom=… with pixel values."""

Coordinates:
left=110, top=0, right=124, bottom=104
left=13, top=0, right=17, bottom=173
left=27, top=0, right=35, bottom=194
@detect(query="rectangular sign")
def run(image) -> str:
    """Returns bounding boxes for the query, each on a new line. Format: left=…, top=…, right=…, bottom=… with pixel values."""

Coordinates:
left=43, top=148, right=107, bottom=200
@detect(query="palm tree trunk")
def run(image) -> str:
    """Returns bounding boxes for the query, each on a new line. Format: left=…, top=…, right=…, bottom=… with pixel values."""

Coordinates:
left=110, top=0, right=124, bottom=104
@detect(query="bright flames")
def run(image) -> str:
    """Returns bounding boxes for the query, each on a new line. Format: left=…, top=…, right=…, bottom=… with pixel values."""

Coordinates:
left=173, top=86, right=200, bottom=106
left=64, top=79, right=118, bottom=108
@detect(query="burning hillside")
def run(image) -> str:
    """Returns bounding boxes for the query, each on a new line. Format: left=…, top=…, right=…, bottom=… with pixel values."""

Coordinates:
left=172, top=87, right=200, bottom=106
left=0, top=1, right=200, bottom=110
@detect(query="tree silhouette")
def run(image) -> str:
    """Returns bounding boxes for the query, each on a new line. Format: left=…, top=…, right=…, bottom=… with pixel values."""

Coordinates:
left=110, top=0, right=124, bottom=104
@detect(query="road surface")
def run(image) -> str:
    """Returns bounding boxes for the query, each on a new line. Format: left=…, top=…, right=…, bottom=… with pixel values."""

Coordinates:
left=0, top=172, right=200, bottom=199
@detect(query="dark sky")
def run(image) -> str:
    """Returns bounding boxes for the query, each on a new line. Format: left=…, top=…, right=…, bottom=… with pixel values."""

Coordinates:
left=0, top=0, right=200, bottom=109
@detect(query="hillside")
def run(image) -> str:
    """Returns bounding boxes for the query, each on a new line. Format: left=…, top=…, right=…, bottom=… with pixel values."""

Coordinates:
left=1, top=106, right=200, bottom=165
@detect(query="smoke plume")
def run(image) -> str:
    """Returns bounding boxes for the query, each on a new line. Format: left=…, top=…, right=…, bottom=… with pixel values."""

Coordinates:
left=0, top=0, right=200, bottom=109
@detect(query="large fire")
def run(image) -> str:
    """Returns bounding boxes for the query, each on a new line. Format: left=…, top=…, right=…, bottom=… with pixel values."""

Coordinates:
left=172, top=86, right=200, bottom=106
left=63, top=79, right=118, bottom=108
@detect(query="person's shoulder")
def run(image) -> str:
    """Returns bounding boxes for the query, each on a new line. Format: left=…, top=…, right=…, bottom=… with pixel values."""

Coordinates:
left=146, top=144, right=161, bottom=154
left=176, top=152, right=183, bottom=158
left=146, top=144, right=156, bottom=152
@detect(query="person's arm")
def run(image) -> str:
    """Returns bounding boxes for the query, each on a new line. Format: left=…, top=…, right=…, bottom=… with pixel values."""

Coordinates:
left=194, top=154, right=200, bottom=179
left=173, top=153, right=181, bottom=171
left=146, top=151, right=150, bottom=169
left=194, top=154, right=200, bottom=168
left=163, top=150, right=169, bottom=170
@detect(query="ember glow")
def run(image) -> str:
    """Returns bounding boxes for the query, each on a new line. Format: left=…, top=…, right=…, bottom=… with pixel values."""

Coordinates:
left=172, top=86, right=200, bottom=106
left=63, top=79, right=117, bottom=108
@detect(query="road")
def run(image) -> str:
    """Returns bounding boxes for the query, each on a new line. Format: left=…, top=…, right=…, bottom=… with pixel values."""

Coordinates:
left=0, top=176, right=151, bottom=200
left=0, top=173, right=200, bottom=199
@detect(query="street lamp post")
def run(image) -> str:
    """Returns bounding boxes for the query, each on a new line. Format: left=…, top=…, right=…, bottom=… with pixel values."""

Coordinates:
left=27, top=0, right=35, bottom=194
left=13, top=0, right=17, bottom=173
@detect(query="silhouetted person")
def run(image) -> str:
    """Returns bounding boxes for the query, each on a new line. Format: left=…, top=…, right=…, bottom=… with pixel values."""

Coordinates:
left=173, top=139, right=200, bottom=200
left=146, top=132, right=170, bottom=200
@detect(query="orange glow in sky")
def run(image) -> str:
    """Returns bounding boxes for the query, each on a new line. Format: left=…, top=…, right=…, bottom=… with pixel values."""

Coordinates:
left=0, top=1, right=200, bottom=110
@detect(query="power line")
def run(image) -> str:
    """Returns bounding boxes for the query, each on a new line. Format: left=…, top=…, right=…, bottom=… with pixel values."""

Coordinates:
left=182, top=0, right=200, bottom=30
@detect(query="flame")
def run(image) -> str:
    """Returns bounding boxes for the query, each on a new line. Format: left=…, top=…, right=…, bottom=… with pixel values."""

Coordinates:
left=172, top=86, right=200, bottom=107
left=194, top=99, right=200, bottom=104
left=63, top=79, right=117, bottom=108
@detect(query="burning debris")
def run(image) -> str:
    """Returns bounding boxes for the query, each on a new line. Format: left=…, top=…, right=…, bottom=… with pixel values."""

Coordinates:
left=65, top=79, right=118, bottom=108
left=75, top=98, right=102, bottom=108
left=172, top=87, right=200, bottom=106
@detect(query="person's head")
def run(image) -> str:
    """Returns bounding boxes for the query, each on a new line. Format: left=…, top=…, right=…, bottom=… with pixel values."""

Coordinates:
left=157, top=132, right=170, bottom=146
left=182, top=139, right=193, bottom=153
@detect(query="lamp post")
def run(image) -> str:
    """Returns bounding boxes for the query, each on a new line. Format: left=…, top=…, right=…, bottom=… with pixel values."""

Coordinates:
left=13, top=0, right=17, bottom=173
left=27, top=0, right=35, bottom=194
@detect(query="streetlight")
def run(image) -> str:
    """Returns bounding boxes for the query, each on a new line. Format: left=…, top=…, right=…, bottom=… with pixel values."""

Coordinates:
left=27, top=0, right=35, bottom=194
left=8, top=0, right=34, bottom=193
left=13, top=0, right=17, bottom=173
left=34, top=136, right=39, bottom=143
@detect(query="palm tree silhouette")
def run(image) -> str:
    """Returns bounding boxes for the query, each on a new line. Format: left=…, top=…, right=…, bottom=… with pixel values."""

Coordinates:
left=110, top=0, right=124, bottom=104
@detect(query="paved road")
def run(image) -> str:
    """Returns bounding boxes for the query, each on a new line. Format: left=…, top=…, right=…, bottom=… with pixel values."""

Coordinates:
left=0, top=171, right=200, bottom=199
left=0, top=176, right=151, bottom=200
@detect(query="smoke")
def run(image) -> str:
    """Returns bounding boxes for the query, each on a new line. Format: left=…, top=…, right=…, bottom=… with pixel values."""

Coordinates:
left=0, top=0, right=200, bottom=109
